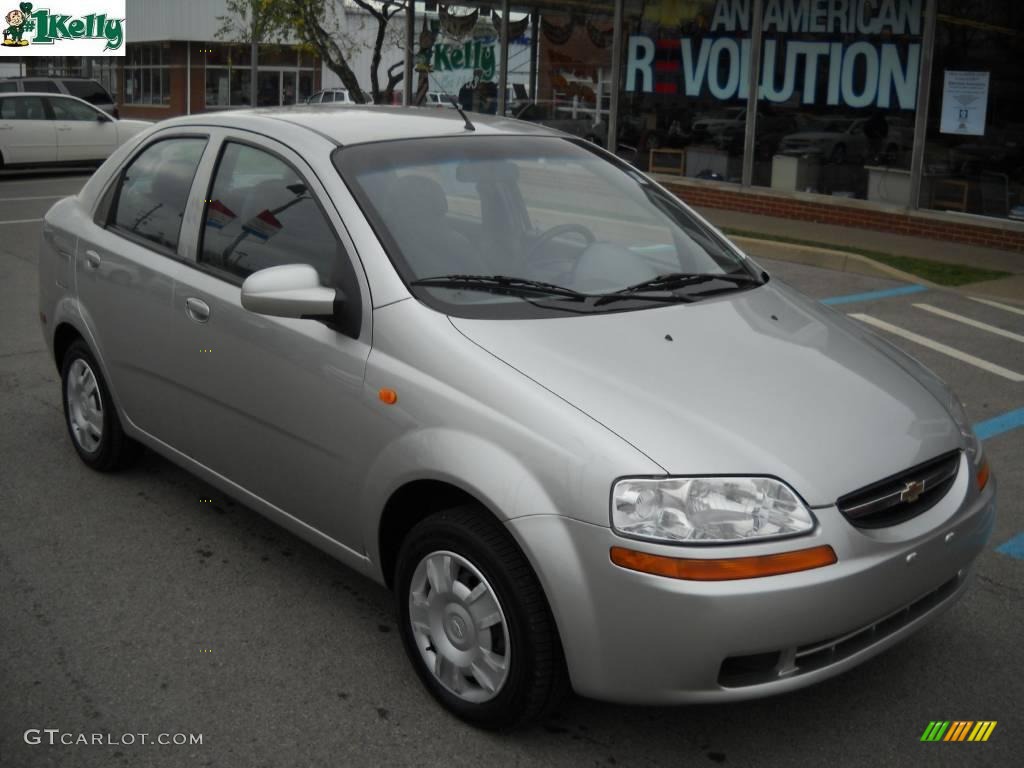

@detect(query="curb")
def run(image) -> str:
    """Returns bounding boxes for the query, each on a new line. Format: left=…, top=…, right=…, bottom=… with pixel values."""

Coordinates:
left=729, top=235, right=937, bottom=288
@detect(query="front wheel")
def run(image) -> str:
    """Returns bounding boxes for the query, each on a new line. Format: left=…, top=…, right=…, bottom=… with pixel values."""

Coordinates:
left=395, top=505, right=568, bottom=729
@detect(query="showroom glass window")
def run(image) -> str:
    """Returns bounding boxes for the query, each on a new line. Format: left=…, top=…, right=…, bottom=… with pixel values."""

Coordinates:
left=920, top=1, right=1024, bottom=220
left=124, top=44, right=172, bottom=106
left=205, top=44, right=317, bottom=109
left=750, top=0, right=923, bottom=202
left=619, top=0, right=747, bottom=182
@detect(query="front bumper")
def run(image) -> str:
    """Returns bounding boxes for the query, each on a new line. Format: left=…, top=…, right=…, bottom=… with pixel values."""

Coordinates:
left=507, top=461, right=996, bottom=704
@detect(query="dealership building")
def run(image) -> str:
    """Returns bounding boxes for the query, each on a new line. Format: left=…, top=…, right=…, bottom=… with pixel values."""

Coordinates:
left=9, top=0, right=1024, bottom=251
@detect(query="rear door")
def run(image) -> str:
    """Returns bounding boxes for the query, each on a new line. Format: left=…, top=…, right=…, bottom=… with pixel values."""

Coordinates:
left=47, top=96, right=117, bottom=162
left=75, top=133, right=209, bottom=441
left=0, top=95, right=57, bottom=164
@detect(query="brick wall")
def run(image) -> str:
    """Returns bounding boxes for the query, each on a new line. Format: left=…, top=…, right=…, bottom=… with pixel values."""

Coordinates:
left=660, top=179, right=1024, bottom=254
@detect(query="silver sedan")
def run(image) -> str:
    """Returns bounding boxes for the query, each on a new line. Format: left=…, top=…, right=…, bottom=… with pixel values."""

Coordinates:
left=37, top=104, right=996, bottom=729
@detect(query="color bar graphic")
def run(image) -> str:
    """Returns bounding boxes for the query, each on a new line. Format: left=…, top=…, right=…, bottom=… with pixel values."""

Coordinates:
left=920, top=721, right=996, bottom=742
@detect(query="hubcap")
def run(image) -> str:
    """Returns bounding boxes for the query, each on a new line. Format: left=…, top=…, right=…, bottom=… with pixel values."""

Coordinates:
left=408, top=551, right=511, bottom=703
left=66, top=358, right=103, bottom=453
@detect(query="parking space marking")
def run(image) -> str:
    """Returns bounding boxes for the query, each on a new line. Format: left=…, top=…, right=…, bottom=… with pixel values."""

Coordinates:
left=995, top=533, right=1024, bottom=560
left=968, top=296, right=1024, bottom=317
left=0, top=195, right=64, bottom=202
left=820, top=284, right=928, bottom=306
left=913, top=304, right=1024, bottom=343
left=850, top=314, right=1024, bottom=382
left=0, top=218, right=44, bottom=225
left=975, top=407, right=1024, bottom=441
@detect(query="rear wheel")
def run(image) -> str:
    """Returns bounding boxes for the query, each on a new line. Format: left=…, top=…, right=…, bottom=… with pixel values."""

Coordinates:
left=395, top=505, right=568, bottom=729
left=60, top=339, right=139, bottom=471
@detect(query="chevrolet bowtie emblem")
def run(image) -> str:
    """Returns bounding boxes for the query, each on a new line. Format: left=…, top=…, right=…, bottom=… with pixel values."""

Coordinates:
left=900, top=479, right=926, bottom=503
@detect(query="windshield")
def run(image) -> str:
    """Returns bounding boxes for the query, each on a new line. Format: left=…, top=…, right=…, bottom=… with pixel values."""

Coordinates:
left=334, top=136, right=760, bottom=319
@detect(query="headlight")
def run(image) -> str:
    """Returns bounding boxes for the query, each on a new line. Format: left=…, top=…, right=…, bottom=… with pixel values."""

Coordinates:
left=948, top=393, right=983, bottom=467
left=612, top=477, right=815, bottom=544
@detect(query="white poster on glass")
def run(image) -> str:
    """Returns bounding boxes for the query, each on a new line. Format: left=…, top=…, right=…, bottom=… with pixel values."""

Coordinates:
left=940, top=71, right=989, bottom=136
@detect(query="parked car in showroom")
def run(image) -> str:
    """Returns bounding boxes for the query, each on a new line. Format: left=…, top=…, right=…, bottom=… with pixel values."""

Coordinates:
left=1, top=76, right=119, bottom=117
left=779, top=117, right=870, bottom=164
left=37, top=105, right=995, bottom=729
left=0, top=93, right=149, bottom=169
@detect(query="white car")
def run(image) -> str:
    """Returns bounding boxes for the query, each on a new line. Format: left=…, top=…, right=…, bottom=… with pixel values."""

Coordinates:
left=0, top=93, right=149, bottom=169
left=778, top=118, right=869, bottom=164
left=306, top=88, right=359, bottom=105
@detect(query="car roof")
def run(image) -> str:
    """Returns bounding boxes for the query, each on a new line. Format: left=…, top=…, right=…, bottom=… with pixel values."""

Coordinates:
left=155, top=104, right=562, bottom=146
left=2, top=76, right=102, bottom=82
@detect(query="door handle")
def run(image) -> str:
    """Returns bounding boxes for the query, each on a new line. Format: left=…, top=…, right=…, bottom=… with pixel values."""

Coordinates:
left=57, top=126, right=72, bottom=131
left=185, top=297, right=211, bottom=323
left=0, top=125, right=12, bottom=130
left=84, top=249, right=101, bottom=269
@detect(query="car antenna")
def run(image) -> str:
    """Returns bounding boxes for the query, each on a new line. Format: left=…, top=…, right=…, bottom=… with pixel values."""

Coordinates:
left=428, top=72, right=475, bottom=131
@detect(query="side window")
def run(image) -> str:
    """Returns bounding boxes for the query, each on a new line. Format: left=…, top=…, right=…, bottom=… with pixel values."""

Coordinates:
left=24, top=79, right=60, bottom=93
left=111, top=138, right=207, bottom=251
left=321, top=91, right=334, bottom=103
left=199, top=142, right=361, bottom=334
left=63, top=80, right=111, bottom=105
left=0, top=82, right=16, bottom=93
left=0, top=96, right=47, bottom=120
left=49, top=97, right=100, bottom=121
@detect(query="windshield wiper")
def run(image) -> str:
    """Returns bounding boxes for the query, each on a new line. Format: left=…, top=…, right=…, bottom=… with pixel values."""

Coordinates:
left=409, top=274, right=588, bottom=300
left=593, top=271, right=763, bottom=306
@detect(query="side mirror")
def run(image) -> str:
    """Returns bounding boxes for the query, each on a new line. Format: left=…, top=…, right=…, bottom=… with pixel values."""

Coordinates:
left=97, top=112, right=112, bottom=122
left=240, top=264, right=338, bottom=319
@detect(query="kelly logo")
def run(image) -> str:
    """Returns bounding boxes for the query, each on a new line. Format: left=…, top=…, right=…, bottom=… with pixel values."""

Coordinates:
left=1, top=1, right=125, bottom=53
left=433, top=40, right=496, bottom=80
left=920, top=721, right=997, bottom=742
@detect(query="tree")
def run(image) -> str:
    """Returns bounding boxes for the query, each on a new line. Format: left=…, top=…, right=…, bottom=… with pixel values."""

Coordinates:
left=287, top=0, right=421, bottom=105
left=216, top=0, right=291, bottom=106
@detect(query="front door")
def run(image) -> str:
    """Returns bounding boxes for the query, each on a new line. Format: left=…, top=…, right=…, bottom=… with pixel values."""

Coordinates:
left=47, top=96, right=118, bottom=162
left=168, top=136, right=372, bottom=549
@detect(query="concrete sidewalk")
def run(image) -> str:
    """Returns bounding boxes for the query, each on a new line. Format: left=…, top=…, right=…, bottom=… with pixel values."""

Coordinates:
left=697, top=207, right=1024, bottom=275
left=697, top=207, right=1024, bottom=305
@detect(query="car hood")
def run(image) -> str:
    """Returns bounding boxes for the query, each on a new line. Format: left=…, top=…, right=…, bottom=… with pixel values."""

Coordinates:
left=449, top=281, right=961, bottom=507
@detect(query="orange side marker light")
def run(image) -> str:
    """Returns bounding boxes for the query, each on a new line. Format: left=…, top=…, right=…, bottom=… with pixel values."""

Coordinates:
left=378, top=388, right=398, bottom=405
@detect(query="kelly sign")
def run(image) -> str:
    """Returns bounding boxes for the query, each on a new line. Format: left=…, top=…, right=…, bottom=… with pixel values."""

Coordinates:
left=626, top=0, right=922, bottom=109
left=1, top=0, right=125, bottom=54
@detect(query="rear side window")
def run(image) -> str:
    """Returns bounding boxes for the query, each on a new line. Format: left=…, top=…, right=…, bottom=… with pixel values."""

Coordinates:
left=198, top=141, right=361, bottom=334
left=63, top=80, right=112, bottom=105
left=24, top=79, right=60, bottom=93
left=0, top=96, right=47, bottom=120
left=320, top=91, right=333, bottom=103
left=111, top=138, right=207, bottom=252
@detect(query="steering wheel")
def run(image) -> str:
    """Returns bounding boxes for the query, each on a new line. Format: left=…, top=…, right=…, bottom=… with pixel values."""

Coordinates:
left=524, top=223, right=596, bottom=267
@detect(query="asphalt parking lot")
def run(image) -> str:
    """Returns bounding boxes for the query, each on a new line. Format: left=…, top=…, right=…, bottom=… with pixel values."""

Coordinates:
left=1, top=171, right=1021, bottom=767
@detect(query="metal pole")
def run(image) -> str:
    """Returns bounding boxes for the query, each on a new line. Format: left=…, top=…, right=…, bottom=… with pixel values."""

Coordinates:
left=607, top=0, right=623, bottom=154
left=497, top=0, right=510, bottom=115
left=529, top=11, right=538, bottom=101
left=741, top=0, right=764, bottom=187
left=404, top=1, right=415, bottom=105
left=186, top=40, right=191, bottom=115
left=250, top=38, right=258, bottom=107
left=908, top=0, right=937, bottom=211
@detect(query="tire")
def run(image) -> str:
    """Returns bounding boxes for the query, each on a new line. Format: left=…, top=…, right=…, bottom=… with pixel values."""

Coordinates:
left=395, top=505, right=569, bottom=729
left=60, top=339, right=139, bottom=471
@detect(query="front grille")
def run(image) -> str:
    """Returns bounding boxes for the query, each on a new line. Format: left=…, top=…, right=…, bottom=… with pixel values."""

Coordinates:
left=718, top=572, right=963, bottom=688
left=836, top=450, right=960, bottom=529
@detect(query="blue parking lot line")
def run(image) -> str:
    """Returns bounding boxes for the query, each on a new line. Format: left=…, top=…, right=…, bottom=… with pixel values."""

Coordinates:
left=820, top=284, right=928, bottom=305
left=975, top=407, right=1024, bottom=441
left=996, top=533, right=1024, bottom=560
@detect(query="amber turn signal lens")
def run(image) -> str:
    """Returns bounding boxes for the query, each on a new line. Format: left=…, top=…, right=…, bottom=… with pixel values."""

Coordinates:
left=610, top=544, right=838, bottom=581
left=378, top=388, right=398, bottom=405
left=976, top=458, right=990, bottom=491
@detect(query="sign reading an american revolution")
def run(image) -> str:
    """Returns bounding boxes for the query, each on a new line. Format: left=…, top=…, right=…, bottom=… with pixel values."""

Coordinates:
left=626, top=0, right=922, bottom=109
